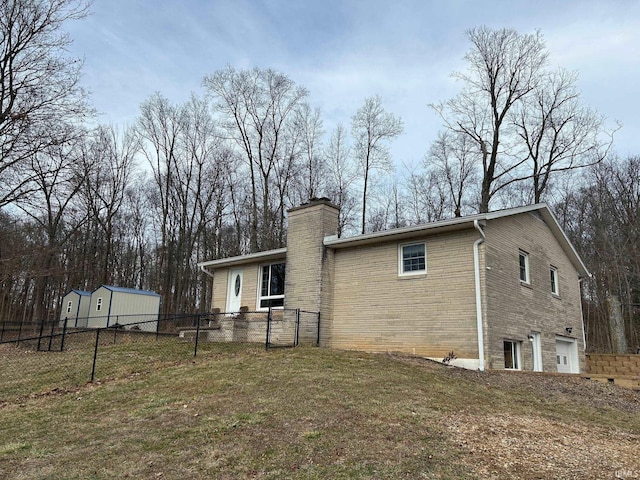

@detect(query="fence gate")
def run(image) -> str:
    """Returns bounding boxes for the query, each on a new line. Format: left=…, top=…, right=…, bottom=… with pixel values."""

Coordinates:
left=266, top=309, right=320, bottom=349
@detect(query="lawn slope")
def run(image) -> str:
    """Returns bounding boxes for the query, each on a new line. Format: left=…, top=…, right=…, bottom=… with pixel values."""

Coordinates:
left=1, top=348, right=638, bottom=479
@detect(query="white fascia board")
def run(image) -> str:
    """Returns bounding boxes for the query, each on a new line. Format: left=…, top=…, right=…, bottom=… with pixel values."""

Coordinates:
left=324, top=216, right=483, bottom=249
left=197, top=248, right=287, bottom=270
left=536, top=207, right=590, bottom=278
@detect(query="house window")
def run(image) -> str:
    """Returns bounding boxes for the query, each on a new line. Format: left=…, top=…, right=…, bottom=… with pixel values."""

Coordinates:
left=66, top=301, right=73, bottom=314
left=550, top=266, right=559, bottom=295
left=259, top=262, right=285, bottom=308
left=519, top=251, right=530, bottom=284
left=399, top=242, right=426, bottom=276
left=96, top=297, right=103, bottom=312
left=503, top=340, right=521, bottom=370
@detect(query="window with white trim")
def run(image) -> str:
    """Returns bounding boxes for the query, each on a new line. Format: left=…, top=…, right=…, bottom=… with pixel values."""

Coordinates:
left=550, top=266, right=559, bottom=295
left=519, top=251, right=530, bottom=284
left=259, top=262, right=285, bottom=308
left=399, top=242, right=426, bottom=276
left=96, top=297, right=103, bottom=312
left=66, top=300, right=73, bottom=314
left=503, top=340, right=521, bottom=370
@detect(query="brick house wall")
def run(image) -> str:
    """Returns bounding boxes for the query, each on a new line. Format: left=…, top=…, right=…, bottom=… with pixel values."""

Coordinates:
left=327, top=228, right=480, bottom=362
left=483, top=213, right=586, bottom=372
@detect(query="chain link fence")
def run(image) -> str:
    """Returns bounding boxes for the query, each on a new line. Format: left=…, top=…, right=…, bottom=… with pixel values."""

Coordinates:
left=0, top=309, right=319, bottom=403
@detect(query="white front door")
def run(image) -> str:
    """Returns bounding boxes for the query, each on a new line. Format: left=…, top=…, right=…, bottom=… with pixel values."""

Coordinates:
left=556, top=339, right=576, bottom=373
left=226, top=268, right=243, bottom=312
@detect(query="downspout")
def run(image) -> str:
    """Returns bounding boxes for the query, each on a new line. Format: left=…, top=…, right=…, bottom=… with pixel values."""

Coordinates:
left=473, top=220, right=486, bottom=371
left=578, top=276, right=587, bottom=353
left=199, top=265, right=215, bottom=312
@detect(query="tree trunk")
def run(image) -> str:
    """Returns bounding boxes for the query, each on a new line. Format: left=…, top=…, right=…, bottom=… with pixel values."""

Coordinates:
left=608, top=294, right=627, bottom=353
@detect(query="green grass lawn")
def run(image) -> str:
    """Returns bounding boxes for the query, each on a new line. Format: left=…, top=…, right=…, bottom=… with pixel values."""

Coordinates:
left=1, top=346, right=639, bottom=479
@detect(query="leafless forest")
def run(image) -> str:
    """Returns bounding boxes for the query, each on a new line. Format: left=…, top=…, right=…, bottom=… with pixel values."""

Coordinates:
left=0, top=1, right=637, bottom=352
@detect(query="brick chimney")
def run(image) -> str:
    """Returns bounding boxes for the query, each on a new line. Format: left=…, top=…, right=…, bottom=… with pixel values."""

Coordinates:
left=284, top=198, right=339, bottom=343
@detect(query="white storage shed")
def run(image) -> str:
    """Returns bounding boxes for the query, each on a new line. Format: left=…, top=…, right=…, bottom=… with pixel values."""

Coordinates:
left=59, top=289, right=91, bottom=327
left=86, top=285, right=161, bottom=332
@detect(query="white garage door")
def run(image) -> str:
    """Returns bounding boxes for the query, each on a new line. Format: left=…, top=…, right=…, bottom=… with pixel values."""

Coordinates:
left=556, top=339, right=578, bottom=373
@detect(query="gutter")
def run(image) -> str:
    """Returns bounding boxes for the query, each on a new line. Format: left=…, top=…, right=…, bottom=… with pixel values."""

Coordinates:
left=199, top=264, right=215, bottom=278
left=473, top=220, right=486, bottom=371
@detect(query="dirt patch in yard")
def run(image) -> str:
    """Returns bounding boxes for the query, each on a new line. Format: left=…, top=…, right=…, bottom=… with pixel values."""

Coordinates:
left=394, top=354, right=640, bottom=479
left=447, top=413, right=640, bottom=479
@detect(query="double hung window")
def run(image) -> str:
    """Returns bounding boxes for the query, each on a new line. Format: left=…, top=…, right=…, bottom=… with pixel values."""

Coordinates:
left=399, top=242, right=426, bottom=276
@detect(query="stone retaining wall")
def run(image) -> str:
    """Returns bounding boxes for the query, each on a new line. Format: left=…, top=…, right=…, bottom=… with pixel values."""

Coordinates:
left=586, top=354, right=640, bottom=376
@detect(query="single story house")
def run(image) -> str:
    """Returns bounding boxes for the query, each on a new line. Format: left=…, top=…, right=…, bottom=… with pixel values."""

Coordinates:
left=59, top=289, right=91, bottom=327
left=198, top=199, right=589, bottom=373
left=86, top=285, right=161, bottom=332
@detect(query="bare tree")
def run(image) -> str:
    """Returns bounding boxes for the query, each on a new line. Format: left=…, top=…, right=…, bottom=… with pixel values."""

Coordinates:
left=351, top=95, right=403, bottom=234
left=0, top=0, right=91, bottom=207
left=326, top=124, right=357, bottom=236
left=427, top=131, right=479, bottom=217
left=13, top=135, right=86, bottom=320
left=294, top=102, right=325, bottom=201
left=431, top=27, right=547, bottom=212
left=557, top=157, right=640, bottom=353
left=405, top=166, right=448, bottom=224
left=81, top=125, right=139, bottom=285
left=512, top=68, right=616, bottom=202
left=204, top=66, right=308, bottom=251
left=137, top=93, right=183, bottom=307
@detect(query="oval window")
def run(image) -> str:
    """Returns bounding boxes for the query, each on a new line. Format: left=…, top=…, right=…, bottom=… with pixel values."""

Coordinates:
left=234, top=275, right=241, bottom=296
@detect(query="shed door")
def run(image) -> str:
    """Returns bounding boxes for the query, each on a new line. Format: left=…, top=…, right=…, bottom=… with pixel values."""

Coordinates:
left=556, top=339, right=576, bottom=373
left=226, top=269, right=243, bottom=313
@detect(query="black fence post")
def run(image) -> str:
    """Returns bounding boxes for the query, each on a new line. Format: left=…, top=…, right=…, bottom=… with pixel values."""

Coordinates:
left=91, top=328, right=101, bottom=382
left=47, top=319, right=56, bottom=351
left=36, top=317, right=46, bottom=351
left=193, top=314, right=201, bottom=357
left=60, top=318, right=68, bottom=352
left=265, top=308, right=272, bottom=350
left=16, top=317, right=23, bottom=345
left=0, top=319, right=5, bottom=342
left=294, top=308, right=300, bottom=347
left=316, top=312, right=321, bottom=347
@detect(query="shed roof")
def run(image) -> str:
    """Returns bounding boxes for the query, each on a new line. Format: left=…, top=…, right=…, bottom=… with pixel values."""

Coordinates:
left=70, top=289, right=91, bottom=296
left=94, top=285, right=161, bottom=297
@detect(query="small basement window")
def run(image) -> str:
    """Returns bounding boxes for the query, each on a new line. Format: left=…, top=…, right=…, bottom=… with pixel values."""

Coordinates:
left=399, top=242, right=426, bottom=276
left=259, top=262, right=285, bottom=308
left=504, top=340, right=521, bottom=370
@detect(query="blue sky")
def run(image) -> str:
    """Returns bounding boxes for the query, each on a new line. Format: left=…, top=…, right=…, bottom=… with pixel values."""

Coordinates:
left=66, top=0, right=640, bottom=166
